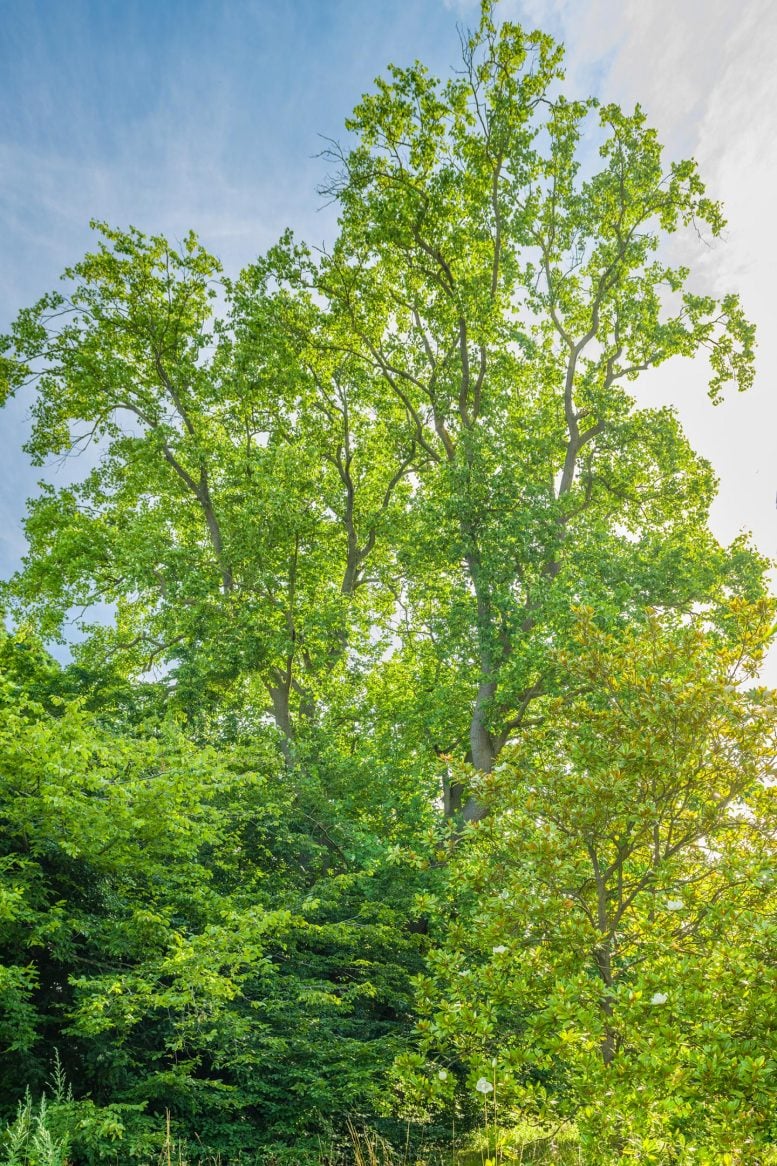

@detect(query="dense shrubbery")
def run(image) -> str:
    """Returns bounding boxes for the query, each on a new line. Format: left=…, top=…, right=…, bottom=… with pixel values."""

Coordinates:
left=0, top=633, right=432, bottom=1161
left=1, top=3, right=775, bottom=1161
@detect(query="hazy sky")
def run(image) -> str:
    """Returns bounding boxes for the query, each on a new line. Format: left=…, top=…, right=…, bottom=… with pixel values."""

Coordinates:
left=1, top=0, right=775, bottom=662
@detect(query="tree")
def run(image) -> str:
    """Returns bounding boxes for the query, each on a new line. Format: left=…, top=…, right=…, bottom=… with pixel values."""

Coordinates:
left=1, top=4, right=761, bottom=798
left=399, top=600, right=777, bottom=1161
left=0, top=628, right=425, bottom=1162
left=311, top=3, right=760, bottom=819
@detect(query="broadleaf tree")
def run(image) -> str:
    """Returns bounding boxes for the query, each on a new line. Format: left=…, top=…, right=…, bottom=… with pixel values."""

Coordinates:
left=399, top=600, right=777, bottom=1161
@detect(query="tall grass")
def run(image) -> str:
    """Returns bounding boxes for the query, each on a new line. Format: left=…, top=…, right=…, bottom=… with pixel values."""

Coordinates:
left=1, top=1054, right=71, bottom=1166
left=0, top=1059, right=580, bottom=1166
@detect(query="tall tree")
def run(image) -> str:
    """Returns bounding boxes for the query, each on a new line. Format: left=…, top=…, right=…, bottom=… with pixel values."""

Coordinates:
left=310, top=3, right=759, bottom=816
left=1, top=4, right=761, bottom=820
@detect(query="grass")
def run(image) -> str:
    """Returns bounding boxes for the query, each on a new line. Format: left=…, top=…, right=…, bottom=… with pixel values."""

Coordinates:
left=331, top=1118, right=580, bottom=1165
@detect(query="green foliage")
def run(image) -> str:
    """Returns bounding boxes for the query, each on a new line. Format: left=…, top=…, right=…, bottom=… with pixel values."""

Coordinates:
left=402, top=602, right=777, bottom=1161
left=0, top=626, right=424, bottom=1161
left=2, top=1093, right=69, bottom=1166
left=1, top=1056, right=72, bottom=1166
left=0, top=2, right=774, bottom=1162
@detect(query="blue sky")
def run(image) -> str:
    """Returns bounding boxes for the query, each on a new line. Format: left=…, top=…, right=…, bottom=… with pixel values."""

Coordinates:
left=0, top=0, right=476, bottom=580
left=2, top=1, right=467, bottom=311
left=2, top=0, right=776, bottom=666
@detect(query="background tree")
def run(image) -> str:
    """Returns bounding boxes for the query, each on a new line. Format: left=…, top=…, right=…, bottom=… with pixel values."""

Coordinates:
left=0, top=628, right=427, bottom=1162
left=401, top=599, right=777, bottom=1161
